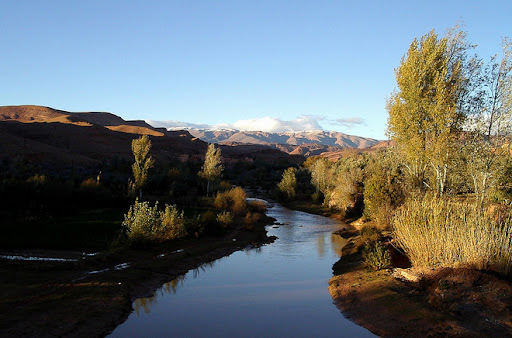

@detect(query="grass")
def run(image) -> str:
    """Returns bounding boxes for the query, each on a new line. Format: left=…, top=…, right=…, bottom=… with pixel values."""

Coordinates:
left=393, top=196, right=512, bottom=276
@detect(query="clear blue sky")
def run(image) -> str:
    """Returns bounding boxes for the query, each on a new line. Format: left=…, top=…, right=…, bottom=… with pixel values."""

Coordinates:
left=1, top=1, right=511, bottom=139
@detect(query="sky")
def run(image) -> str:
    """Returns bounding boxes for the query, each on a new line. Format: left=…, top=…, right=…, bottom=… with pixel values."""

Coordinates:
left=1, top=1, right=511, bottom=140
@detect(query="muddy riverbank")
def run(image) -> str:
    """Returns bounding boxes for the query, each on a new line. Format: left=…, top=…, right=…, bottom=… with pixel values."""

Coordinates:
left=0, top=215, right=274, bottom=337
left=328, top=230, right=512, bottom=336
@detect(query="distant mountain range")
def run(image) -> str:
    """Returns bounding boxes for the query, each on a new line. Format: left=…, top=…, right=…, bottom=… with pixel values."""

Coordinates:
left=185, top=129, right=379, bottom=148
left=165, top=129, right=381, bottom=157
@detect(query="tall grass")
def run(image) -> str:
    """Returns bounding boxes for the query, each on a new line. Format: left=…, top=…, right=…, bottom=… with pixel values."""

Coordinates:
left=393, top=196, right=512, bottom=276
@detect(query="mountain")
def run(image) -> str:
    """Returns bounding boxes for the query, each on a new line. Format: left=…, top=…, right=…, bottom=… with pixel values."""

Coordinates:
left=186, top=129, right=379, bottom=149
left=0, top=106, right=302, bottom=173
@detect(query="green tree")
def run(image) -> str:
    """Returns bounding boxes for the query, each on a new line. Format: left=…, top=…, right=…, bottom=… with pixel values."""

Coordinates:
left=387, top=28, right=467, bottom=195
left=463, top=38, right=512, bottom=206
left=278, top=167, right=297, bottom=199
left=199, top=143, right=223, bottom=196
left=310, top=157, right=332, bottom=196
left=363, top=150, right=405, bottom=225
left=131, top=135, right=154, bottom=199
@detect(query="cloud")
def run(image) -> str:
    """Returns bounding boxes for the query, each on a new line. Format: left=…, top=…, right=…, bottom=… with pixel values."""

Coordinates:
left=145, top=120, right=213, bottom=130
left=147, top=115, right=324, bottom=133
left=333, top=117, right=366, bottom=128
left=230, top=116, right=323, bottom=133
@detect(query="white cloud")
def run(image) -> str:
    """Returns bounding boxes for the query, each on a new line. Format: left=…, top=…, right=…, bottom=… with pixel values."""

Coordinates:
left=146, top=120, right=213, bottom=130
left=231, top=116, right=323, bottom=133
left=147, top=115, right=324, bottom=133
left=333, top=117, right=366, bottom=128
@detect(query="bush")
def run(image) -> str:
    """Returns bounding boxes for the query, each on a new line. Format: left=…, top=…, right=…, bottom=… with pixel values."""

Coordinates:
left=393, top=196, right=512, bottom=276
left=248, top=199, right=267, bottom=213
left=213, top=186, right=248, bottom=215
left=311, top=191, right=323, bottom=204
left=122, top=199, right=161, bottom=242
left=216, top=211, right=233, bottom=228
left=122, top=199, right=186, bottom=243
left=360, top=224, right=382, bottom=244
left=243, top=212, right=261, bottom=231
left=363, top=241, right=391, bottom=271
left=159, top=204, right=186, bottom=240
left=363, top=150, right=405, bottom=226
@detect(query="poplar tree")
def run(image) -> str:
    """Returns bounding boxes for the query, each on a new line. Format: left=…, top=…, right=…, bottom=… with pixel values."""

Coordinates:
left=199, top=143, right=223, bottom=196
left=464, top=38, right=512, bottom=206
left=131, top=135, right=154, bottom=199
left=387, top=29, right=467, bottom=195
left=278, top=167, right=297, bottom=199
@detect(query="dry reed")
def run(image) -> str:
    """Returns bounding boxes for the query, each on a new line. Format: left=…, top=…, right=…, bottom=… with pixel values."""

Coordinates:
left=393, top=196, right=512, bottom=276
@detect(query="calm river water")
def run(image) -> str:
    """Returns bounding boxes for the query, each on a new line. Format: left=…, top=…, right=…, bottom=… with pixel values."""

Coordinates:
left=109, top=202, right=374, bottom=337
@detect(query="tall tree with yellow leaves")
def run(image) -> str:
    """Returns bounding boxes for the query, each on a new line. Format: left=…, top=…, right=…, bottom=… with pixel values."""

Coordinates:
left=131, top=135, right=154, bottom=199
left=199, top=143, right=223, bottom=196
left=387, top=28, right=468, bottom=195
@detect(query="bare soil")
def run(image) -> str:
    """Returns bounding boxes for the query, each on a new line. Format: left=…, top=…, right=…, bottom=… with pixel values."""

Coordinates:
left=329, top=231, right=512, bottom=337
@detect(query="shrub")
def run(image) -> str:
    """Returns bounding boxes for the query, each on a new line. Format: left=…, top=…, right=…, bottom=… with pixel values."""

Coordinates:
left=248, top=199, right=267, bottom=213
left=122, top=199, right=186, bottom=243
left=159, top=204, right=186, bottom=240
left=213, top=186, right=248, bottom=215
left=393, top=196, right=512, bottom=276
left=360, top=224, right=381, bottom=244
left=122, top=199, right=161, bottom=242
left=311, top=191, right=323, bottom=204
left=216, top=211, right=233, bottom=228
left=363, top=241, right=391, bottom=271
left=243, top=212, right=261, bottom=231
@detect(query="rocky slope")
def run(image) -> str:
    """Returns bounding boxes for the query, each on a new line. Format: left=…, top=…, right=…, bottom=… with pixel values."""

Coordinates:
left=186, top=129, right=380, bottom=149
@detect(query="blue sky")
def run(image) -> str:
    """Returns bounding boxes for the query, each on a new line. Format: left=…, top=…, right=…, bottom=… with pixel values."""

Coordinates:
left=1, top=1, right=511, bottom=139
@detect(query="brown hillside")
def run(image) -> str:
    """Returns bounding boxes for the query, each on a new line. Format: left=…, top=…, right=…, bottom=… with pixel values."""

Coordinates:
left=0, top=105, right=68, bottom=122
left=0, top=105, right=302, bottom=173
left=106, top=125, right=164, bottom=136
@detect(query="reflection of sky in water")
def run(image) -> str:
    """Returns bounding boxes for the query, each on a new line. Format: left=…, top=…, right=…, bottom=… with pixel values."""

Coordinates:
left=110, top=203, right=374, bottom=337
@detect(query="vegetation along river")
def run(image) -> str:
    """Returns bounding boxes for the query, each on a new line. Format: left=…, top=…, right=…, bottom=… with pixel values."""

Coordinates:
left=109, top=201, right=374, bottom=337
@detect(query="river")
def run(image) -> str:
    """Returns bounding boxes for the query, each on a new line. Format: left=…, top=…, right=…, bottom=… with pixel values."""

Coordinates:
left=109, top=202, right=374, bottom=337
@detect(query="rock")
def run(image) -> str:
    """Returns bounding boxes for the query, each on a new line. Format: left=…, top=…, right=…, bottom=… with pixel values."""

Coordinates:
left=392, top=268, right=421, bottom=283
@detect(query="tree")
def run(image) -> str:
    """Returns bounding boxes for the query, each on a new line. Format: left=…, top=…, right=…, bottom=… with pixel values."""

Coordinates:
left=363, top=150, right=405, bottom=225
left=387, top=28, right=467, bottom=195
left=278, top=167, right=297, bottom=199
left=310, top=157, right=332, bottom=196
left=463, top=38, right=512, bottom=206
left=199, top=143, right=223, bottom=196
left=131, top=135, right=154, bottom=199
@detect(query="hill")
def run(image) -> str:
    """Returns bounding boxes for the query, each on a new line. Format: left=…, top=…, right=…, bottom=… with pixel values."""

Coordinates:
left=0, top=105, right=303, bottom=174
left=185, top=129, right=380, bottom=150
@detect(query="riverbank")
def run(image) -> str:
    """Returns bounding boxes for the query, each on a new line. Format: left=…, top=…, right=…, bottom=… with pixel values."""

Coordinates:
left=328, top=229, right=512, bottom=336
left=0, top=215, right=275, bottom=337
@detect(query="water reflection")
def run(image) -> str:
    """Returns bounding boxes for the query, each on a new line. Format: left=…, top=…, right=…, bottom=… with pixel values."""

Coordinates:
left=134, top=258, right=226, bottom=315
left=330, top=233, right=348, bottom=257
left=111, top=202, right=374, bottom=337
left=315, top=232, right=348, bottom=258
left=134, top=275, right=187, bottom=315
